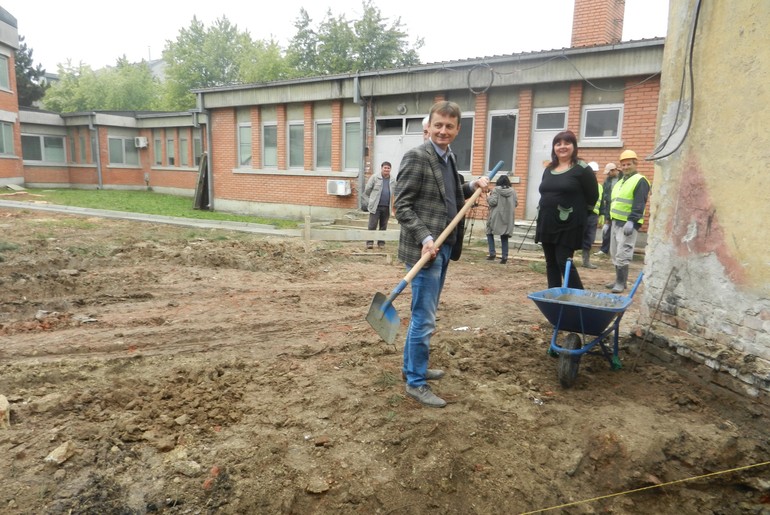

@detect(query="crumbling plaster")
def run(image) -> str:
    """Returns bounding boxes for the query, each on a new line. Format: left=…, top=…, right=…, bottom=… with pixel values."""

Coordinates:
left=640, top=0, right=770, bottom=399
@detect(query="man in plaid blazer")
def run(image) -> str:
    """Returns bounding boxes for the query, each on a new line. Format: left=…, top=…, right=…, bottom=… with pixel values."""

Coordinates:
left=395, top=101, right=489, bottom=408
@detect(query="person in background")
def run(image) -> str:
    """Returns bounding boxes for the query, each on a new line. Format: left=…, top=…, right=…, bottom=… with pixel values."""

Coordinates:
left=602, top=150, right=651, bottom=293
left=595, top=162, right=620, bottom=257
left=485, top=174, right=518, bottom=264
left=580, top=161, right=602, bottom=269
left=395, top=101, right=489, bottom=408
left=534, top=130, right=598, bottom=289
left=422, top=115, right=430, bottom=140
left=362, top=161, right=396, bottom=249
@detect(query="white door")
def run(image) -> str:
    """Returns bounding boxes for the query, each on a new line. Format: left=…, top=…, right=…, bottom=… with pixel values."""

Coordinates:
left=372, top=117, right=425, bottom=179
left=526, top=109, right=568, bottom=219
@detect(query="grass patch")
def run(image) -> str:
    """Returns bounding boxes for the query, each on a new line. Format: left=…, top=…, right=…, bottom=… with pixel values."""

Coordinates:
left=529, top=261, right=547, bottom=274
left=373, top=371, right=398, bottom=389
left=0, top=241, right=18, bottom=252
left=26, top=189, right=299, bottom=229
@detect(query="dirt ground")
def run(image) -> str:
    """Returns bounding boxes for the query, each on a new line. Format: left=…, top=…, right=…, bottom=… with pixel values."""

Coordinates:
left=1, top=206, right=768, bottom=515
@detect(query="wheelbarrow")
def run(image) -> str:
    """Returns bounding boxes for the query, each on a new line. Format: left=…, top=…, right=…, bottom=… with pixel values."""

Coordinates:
left=527, top=259, right=643, bottom=388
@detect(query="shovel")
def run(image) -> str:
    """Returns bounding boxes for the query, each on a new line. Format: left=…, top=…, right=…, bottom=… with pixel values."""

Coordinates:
left=366, top=160, right=504, bottom=343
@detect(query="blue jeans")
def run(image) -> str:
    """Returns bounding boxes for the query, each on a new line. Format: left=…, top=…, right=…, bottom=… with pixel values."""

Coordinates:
left=486, top=234, right=509, bottom=257
left=402, top=244, right=451, bottom=387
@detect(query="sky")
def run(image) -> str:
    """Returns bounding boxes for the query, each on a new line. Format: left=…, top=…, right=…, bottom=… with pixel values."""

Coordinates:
left=4, top=0, right=669, bottom=73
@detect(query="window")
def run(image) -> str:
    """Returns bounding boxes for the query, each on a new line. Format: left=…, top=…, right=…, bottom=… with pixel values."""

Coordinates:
left=0, top=55, right=9, bottom=90
left=375, top=118, right=403, bottom=135
left=153, top=137, right=162, bottom=165
left=344, top=120, right=361, bottom=170
left=21, top=135, right=66, bottom=163
left=0, top=122, right=13, bottom=155
left=108, top=137, right=139, bottom=165
left=315, top=121, right=332, bottom=169
left=237, top=125, right=252, bottom=167
left=487, top=113, right=516, bottom=173
left=581, top=104, right=623, bottom=141
left=166, top=138, right=175, bottom=166
left=180, top=137, right=189, bottom=167
left=263, top=124, right=277, bottom=167
left=450, top=116, right=474, bottom=172
left=193, top=137, right=202, bottom=166
left=69, top=137, right=76, bottom=163
left=405, top=118, right=425, bottom=134
left=288, top=123, right=304, bottom=168
left=536, top=111, right=567, bottom=130
left=80, top=135, right=87, bottom=163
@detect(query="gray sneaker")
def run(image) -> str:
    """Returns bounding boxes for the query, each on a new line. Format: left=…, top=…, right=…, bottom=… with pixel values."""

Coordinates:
left=405, top=384, right=447, bottom=408
left=401, top=369, right=445, bottom=382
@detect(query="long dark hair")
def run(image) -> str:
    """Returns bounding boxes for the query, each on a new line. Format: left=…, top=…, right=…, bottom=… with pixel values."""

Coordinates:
left=548, top=130, right=579, bottom=169
left=496, top=175, right=511, bottom=188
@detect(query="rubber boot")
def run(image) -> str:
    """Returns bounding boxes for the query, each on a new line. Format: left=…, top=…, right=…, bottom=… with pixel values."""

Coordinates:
left=611, top=265, right=628, bottom=293
left=582, top=249, right=597, bottom=269
left=605, top=267, right=618, bottom=289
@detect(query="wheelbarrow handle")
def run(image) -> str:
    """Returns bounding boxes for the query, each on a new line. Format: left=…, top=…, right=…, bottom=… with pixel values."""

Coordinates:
left=385, top=160, right=505, bottom=304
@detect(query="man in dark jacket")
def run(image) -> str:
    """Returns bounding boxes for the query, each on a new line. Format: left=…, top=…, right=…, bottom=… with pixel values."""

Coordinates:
left=395, top=101, right=488, bottom=408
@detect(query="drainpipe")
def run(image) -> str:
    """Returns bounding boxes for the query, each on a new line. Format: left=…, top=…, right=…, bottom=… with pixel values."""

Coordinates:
left=198, top=92, right=213, bottom=210
left=353, top=75, right=367, bottom=208
left=88, top=112, right=103, bottom=189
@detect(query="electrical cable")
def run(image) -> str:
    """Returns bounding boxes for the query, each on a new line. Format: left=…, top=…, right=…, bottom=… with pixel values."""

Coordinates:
left=648, top=0, right=703, bottom=161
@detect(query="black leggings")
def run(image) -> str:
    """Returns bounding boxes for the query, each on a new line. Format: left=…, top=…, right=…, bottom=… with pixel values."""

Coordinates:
left=541, top=242, right=583, bottom=289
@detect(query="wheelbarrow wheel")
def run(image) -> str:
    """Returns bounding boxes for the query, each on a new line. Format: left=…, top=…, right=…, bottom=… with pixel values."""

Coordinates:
left=558, top=333, right=582, bottom=388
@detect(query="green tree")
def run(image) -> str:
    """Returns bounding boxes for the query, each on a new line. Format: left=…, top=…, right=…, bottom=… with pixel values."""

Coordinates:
left=161, top=16, right=284, bottom=110
left=42, top=59, right=160, bottom=113
left=352, top=1, right=421, bottom=71
left=287, top=1, right=423, bottom=77
left=239, top=39, right=294, bottom=84
left=14, top=35, right=49, bottom=107
left=285, top=9, right=318, bottom=76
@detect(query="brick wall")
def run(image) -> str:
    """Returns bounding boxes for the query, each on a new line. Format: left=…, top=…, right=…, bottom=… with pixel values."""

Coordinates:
left=572, top=0, right=624, bottom=47
left=0, top=50, right=22, bottom=181
left=513, top=88, right=533, bottom=221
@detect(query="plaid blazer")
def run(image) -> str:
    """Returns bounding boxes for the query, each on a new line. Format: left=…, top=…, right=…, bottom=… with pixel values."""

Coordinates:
left=394, top=141, right=473, bottom=265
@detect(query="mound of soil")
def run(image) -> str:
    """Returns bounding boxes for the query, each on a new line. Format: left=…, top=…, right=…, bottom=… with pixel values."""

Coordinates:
left=0, top=208, right=768, bottom=514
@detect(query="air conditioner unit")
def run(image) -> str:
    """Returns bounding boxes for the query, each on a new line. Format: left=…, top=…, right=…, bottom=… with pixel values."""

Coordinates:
left=134, top=136, right=148, bottom=148
left=326, top=179, right=351, bottom=196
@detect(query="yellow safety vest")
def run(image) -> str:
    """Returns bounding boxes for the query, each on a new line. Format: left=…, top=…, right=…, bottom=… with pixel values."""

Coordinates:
left=610, top=173, right=650, bottom=224
left=592, top=183, right=602, bottom=215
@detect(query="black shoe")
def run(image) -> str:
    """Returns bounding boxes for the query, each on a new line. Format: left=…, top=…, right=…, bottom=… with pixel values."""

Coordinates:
left=500, top=258, right=507, bottom=264
left=486, top=255, right=496, bottom=261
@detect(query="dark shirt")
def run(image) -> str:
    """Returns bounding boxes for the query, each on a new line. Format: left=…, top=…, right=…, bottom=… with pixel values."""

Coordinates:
left=535, top=164, right=599, bottom=249
left=378, top=179, right=391, bottom=207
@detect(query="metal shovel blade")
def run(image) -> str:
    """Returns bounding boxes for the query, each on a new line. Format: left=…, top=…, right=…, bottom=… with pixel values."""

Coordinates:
left=366, top=292, right=401, bottom=344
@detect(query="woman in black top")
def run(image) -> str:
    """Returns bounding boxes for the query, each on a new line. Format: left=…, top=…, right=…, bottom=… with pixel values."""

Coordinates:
left=534, top=130, right=599, bottom=289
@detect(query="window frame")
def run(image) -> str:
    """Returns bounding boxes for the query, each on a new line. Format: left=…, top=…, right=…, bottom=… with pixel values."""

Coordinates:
left=0, top=122, right=14, bottom=155
left=166, top=137, right=175, bottom=166
left=0, top=54, right=10, bottom=90
left=486, top=110, right=518, bottom=174
left=314, top=120, right=332, bottom=170
left=450, top=114, right=474, bottom=173
left=180, top=137, right=189, bottom=167
left=21, top=133, right=67, bottom=164
left=288, top=121, right=304, bottom=169
left=343, top=119, right=361, bottom=171
left=580, top=104, right=624, bottom=144
left=262, top=123, right=277, bottom=168
left=107, top=136, right=139, bottom=166
left=193, top=137, right=202, bottom=167
left=237, top=123, right=252, bottom=167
